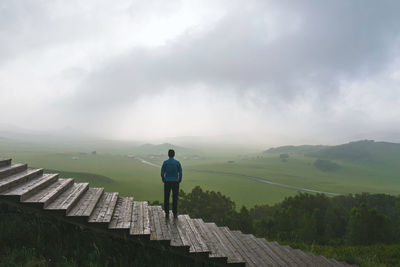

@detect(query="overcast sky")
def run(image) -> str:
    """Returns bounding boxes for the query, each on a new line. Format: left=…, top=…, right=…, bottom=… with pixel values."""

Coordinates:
left=1, top=0, right=400, bottom=146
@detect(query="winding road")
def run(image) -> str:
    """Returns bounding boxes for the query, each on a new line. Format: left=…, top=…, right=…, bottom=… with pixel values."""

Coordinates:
left=134, top=157, right=340, bottom=196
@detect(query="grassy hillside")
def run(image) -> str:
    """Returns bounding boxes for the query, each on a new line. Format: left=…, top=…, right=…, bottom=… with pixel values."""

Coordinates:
left=1, top=138, right=400, bottom=207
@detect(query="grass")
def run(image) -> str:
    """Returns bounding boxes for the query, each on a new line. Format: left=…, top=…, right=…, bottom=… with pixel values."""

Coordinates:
left=289, top=243, right=400, bottom=267
left=1, top=138, right=400, bottom=208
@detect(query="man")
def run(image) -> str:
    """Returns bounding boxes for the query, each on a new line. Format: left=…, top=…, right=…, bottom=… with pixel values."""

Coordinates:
left=161, top=149, right=182, bottom=219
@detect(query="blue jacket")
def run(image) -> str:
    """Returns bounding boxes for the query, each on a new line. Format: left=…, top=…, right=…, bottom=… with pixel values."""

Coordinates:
left=161, top=157, right=182, bottom=183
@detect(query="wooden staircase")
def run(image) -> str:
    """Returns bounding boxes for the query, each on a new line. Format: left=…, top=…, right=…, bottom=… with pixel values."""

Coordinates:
left=0, top=158, right=354, bottom=266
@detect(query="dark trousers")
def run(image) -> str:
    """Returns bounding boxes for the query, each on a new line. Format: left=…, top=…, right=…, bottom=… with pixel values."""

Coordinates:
left=164, top=181, right=179, bottom=216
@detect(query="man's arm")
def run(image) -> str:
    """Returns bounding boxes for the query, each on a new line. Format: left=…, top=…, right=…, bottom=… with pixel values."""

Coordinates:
left=178, top=162, right=182, bottom=183
left=161, top=162, right=166, bottom=182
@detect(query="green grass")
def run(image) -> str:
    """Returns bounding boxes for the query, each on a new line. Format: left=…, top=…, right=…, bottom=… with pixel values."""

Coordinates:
left=288, top=243, right=400, bottom=267
left=1, top=138, right=400, bottom=208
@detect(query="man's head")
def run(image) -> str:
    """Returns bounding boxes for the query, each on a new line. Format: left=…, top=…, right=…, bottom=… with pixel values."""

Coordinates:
left=168, top=149, right=175, bottom=158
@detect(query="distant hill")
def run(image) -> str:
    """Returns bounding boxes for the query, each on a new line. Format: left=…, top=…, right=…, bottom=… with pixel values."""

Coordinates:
left=307, top=140, right=400, bottom=162
left=265, top=140, right=400, bottom=163
left=133, top=143, right=196, bottom=156
left=264, top=145, right=328, bottom=155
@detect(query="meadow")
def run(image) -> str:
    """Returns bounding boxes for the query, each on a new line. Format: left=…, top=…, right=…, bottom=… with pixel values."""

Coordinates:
left=1, top=138, right=400, bottom=208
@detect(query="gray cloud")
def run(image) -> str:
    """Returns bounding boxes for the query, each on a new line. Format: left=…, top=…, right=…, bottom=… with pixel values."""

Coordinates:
left=1, top=0, right=400, bottom=144
left=72, top=0, right=400, bottom=112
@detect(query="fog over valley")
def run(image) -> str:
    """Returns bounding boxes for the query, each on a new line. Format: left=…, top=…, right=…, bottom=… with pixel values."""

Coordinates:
left=1, top=0, right=400, bottom=147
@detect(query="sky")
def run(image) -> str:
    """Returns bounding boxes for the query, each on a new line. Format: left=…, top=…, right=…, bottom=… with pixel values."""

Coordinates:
left=1, top=0, right=400, bottom=147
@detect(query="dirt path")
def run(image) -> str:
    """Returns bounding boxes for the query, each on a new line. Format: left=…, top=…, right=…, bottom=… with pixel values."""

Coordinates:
left=190, top=169, right=340, bottom=196
left=135, top=157, right=340, bottom=196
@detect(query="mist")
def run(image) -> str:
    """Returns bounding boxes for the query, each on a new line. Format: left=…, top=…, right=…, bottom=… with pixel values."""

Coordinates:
left=1, top=0, right=400, bottom=147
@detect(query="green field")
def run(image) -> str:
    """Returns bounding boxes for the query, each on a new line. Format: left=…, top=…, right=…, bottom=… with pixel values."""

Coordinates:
left=1, top=138, right=400, bottom=207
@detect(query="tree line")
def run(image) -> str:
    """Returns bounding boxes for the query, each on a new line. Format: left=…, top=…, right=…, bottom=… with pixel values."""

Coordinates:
left=169, top=186, right=400, bottom=245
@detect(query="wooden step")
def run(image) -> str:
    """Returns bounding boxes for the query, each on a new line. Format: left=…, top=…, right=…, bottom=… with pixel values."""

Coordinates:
left=205, top=223, right=245, bottom=265
left=88, top=192, right=118, bottom=224
left=0, top=158, right=11, bottom=168
left=161, top=210, right=190, bottom=250
left=277, top=242, right=312, bottom=266
left=305, top=252, right=336, bottom=267
left=154, top=206, right=172, bottom=241
left=258, top=239, right=298, bottom=266
left=149, top=205, right=170, bottom=241
left=296, top=249, right=332, bottom=267
left=249, top=235, right=287, bottom=266
left=0, top=168, right=43, bottom=193
left=286, top=246, right=315, bottom=266
left=109, top=196, right=133, bottom=230
left=220, top=228, right=260, bottom=267
left=178, top=215, right=209, bottom=254
left=130, top=201, right=150, bottom=237
left=1, top=173, right=59, bottom=201
left=331, top=258, right=347, bottom=266
left=0, top=163, right=27, bottom=179
left=45, top=183, right=89, bottom=213
left=192, top=218, right=227, bottom=263
left=238, top=233, right=278, bottom=266
left=67, top=188, right=104, bottom=217
left=22, top=178, right=74, bottom=207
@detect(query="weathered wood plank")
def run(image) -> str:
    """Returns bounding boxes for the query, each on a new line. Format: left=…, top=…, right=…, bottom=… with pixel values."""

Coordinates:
left=278, top=243, right=310, bottom=266
left=130, top=201, right=141, bottom=235
left=45, top=183, right=89, bottom=213
left=205, top=223, right=244, bottom=264
left=143, top=202, right=150, bottom=235
left=162, top=211, right=186, bottom=248
left=331, top=258, right=348, bottom=266
left=305, top=252, right=336, bottom=267
left=0, top=158, right=11, bottom=168
left=149, top=205, right=163, bottom=240
left=1, top=173, right=58, bottom=201
left=181, top=215, right=209, bottom=253
left=238, top=233, right=277, bottom=266
left=175, top=215, right=193, bottom=252
left=315, top=254, right=340, bottom=267
left=104, top=192, right=118, bottom=223
left=88, top=192, right=118, bottom=223
left=292, top=248, right=321, bottom=266
left=192, top=218, right=227, bottom=261
left=22, top=178, right=74, bottom=207
left=67, top=188, right=104, bottom=217
left=155, top=206, right=172, bottom=241
left=130, top=201, right=151, bottom=236
left=109, top=196, right=133, bottom=229
left=0, top=168, right=43, bottom=193
left=109, top=196, right=123, bottom=229
left=249, top=235, right=287, bottom=266
left=263, top=240, right=299, bottom=266
left=120, top=197, right=133, bottom=229
left=186, top=216, right=209, bottom=253
left=220, top=227, right=259, bottom=267
left=255, top=237, right=288, bottom=266
left=0, top=163, right=28, bottom=179
left=176, top=215, right=199, bottom=253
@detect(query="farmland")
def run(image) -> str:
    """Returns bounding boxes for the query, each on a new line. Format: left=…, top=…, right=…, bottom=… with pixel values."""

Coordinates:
left=1, top=138, right=399, bottom=207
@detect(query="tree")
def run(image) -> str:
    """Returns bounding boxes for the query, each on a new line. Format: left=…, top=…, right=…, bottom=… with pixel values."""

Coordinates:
left=346, top=203, right=393, bottom=245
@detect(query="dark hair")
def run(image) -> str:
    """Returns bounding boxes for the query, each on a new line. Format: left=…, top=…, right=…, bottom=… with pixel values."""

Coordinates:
left=168, top=149, right=175, bottom=158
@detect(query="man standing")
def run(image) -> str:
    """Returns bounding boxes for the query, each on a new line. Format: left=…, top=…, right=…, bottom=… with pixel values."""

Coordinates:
left=161, top=149, right=182, bottom=219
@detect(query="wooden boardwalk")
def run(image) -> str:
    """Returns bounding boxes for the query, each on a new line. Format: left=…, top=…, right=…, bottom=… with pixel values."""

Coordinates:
left=0, top=158, right=354, bottom=266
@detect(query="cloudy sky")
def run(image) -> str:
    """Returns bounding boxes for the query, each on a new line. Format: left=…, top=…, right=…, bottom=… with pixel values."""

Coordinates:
left=1, top=0, right=400, bottom=146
